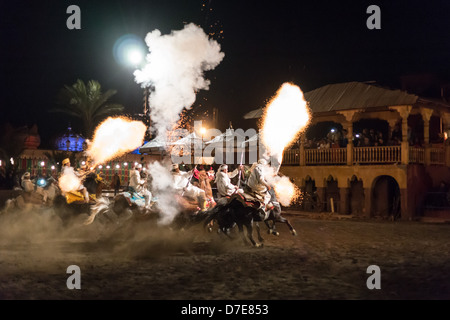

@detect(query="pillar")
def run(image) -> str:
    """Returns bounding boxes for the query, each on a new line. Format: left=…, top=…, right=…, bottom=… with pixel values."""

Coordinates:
left=400, top=188, right=412, bottom=221
left=363, top=187, right=372, bottom=218
left=339, top=186, right=349, bottom=214
left=441, top=113, right=450, bottom=167
left=390, top=105, right=412, bottom=164
left=337, top=110, right=359, bottom=166
left=299, top=135, right=306, bottom=166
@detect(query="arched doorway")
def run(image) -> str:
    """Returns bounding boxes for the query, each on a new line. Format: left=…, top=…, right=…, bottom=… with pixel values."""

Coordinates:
left=301, top=176, right=320, bottom=212
left=349, top=175, right=364, bottom=216
left=371, top=175, right=401, bottom=219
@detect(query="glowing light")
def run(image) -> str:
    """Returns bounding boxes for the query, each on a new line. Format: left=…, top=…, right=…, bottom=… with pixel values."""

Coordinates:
left=58, top=167, right=82, bottom=193
left=10, top=157, right=14, bottom=165
left=134, top=162, right=138, bottom=166
left=106, top=165, right=111, bottom=169
left=98, top=165, right=103, bottom=169
left=261, top=82, right=311, bottom=165
left=113, top=34, right=146, bottom=67
left=37, top=179, right=46, bottom=187
left=126, top=48, right=143, bottom=65
left=0, top=160, right=2, bottom=166
left=115, top=164, right=120, bottom=169
left=200, top=127, right=207, bottom=135
left=85, top=116, right=147, bottom=166
left=40, top=161, right=45, bottom=167
left=81, top=161, right=86, bottom=165
left=51, top=165, right=55, bottom=170
left=124, top=162, right=128, bottom=166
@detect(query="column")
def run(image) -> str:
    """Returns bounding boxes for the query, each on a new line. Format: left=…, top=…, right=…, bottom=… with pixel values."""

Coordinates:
left=421, top=108, right=434, bottom=165
left=364, top=187, right=372, bottom=218
left=400, top=188, right=412, bottom=220
left=339, top=186, right=349, bottom=214
left=442, top=113, right=450, bottom=167
left=299, top=135, right=306, bottom=166
left=337, top=110, right=359, bottom=166
left=390, top=105, right=412, bottom=165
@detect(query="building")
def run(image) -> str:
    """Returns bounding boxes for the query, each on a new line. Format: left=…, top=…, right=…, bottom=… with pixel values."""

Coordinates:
left=245, top=81, right=450, bottom=220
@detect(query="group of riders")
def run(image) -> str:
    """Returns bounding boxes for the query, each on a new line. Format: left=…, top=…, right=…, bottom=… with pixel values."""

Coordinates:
left=127, top=158, right=277, bottom=217
left=15, top=156, right=278, bottom=219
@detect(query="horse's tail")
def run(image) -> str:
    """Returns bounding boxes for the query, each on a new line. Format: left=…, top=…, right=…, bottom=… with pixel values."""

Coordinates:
left=84, top=197, right=110, bottom=225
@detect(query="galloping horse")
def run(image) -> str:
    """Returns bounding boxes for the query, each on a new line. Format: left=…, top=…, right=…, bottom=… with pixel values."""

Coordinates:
left=204, top=190, right=297, bottom=247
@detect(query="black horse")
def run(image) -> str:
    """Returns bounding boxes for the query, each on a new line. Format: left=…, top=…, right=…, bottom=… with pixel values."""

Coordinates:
left=204, top=190, right=297, bottom=247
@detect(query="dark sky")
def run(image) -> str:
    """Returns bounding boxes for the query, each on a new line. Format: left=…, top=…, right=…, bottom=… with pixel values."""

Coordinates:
left=2, top=0, right=450, bottom=147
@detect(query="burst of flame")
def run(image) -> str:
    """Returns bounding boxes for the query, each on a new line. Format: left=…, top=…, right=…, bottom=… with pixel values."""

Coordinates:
left=260, top=82, right=311, bottom=164
left=58, top=167, right=82, bottom=193
left=273, top=176, right=300, bottom=207
left=86, top=116, right=147, bottom=166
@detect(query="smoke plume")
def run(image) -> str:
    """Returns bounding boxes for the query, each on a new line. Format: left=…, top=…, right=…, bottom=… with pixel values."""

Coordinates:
left=146, top=161, right=179, bottom=225
left=134, top=23, right=225, bottom=140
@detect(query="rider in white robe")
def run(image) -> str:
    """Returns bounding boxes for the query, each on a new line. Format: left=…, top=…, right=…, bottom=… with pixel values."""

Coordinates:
left=214, top=164, right=243, bottom=198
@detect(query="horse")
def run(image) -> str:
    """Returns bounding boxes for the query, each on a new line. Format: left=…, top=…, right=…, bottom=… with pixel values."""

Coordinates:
left=2, top=176, right=61, bottom=212
left=203, top=190, right=297, bottom=247
left=263, top=189, right=297, bottom=236
left=53, top=172, right=106, bottom=226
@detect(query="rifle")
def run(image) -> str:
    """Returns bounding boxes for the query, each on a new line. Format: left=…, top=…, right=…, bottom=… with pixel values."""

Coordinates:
left=181, top=164, right=197, bottom=196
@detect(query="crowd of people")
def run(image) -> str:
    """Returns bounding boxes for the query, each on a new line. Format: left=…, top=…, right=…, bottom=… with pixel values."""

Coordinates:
left=303, top=124, right=426, bottom=150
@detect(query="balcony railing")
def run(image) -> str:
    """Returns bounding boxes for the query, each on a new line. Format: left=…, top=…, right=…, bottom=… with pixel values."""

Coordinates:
left=430, top=148, right=445, bottom=165
left=282, top=145, right=448, bottom=166
left=409, top=147, right=425, bottom=164
left=353, top=146, right=401, bottom=164
left=305, top=148, right=346, bottom=165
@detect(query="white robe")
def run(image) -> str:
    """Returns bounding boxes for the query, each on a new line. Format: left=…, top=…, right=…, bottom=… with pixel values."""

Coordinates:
left=172, top=171, right=205, bottom=199
left=129, top=169, right=152, bottom=203
left=246, top=164, right=271, bottom=205
left=215, top=169, right=240, bottom=197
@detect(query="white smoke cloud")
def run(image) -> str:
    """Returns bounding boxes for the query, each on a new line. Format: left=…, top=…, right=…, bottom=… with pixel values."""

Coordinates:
left=147, top=161, right=179, bottom=225
left=134, top=23, right=225, bottom=139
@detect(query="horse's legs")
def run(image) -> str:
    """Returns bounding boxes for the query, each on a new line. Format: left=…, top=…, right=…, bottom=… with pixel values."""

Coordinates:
left=237, top=223, right=250, bottom=246
left=255, top=222, right=264, bottom=245
left=265, top=220, right=279, bottom=236
left=277, top=215, right=297, bottom=236
left=245, top=222, right=263, bottom=248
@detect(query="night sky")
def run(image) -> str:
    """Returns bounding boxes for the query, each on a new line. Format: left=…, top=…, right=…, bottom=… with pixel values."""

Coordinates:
left=1, top=0, right=450, bottom=147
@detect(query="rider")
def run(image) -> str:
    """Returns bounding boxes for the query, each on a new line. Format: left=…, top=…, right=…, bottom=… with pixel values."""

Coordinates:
left=129, top=163, right=152, bottom=209
left=214, top=164, right=243, bottom=198
left=21, top=171, right=48, bottom=204
left=246, top=158, right=274, bottom=213
left=171, top=163, right=207, bottom=211
left=61, top=158, right=90, bottom=204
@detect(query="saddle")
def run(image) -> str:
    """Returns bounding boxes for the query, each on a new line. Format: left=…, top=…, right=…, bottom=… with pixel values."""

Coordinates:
left=230, top=192, right=261, bottom=209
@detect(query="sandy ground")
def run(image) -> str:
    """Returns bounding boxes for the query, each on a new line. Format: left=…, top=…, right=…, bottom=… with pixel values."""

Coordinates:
left=0, top=205, right=449, bottom=303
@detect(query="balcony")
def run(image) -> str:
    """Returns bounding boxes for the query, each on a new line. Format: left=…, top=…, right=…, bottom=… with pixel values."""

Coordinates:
left=282, top=145, right=448, bottom=166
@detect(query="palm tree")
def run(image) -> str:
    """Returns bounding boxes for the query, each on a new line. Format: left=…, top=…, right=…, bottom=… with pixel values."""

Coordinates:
left=51, top=79, right=125, bottom=138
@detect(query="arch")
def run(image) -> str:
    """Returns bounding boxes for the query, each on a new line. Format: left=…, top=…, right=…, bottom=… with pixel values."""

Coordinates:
left=371, top=175, right=401, bottom=219
left=301, top=176, right=319, bottom=212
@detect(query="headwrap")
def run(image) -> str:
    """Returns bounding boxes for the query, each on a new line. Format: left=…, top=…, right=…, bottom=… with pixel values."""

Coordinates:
left=62, top=158, right=70, bottom=166
left=257, top=159, right=268, bottom=165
